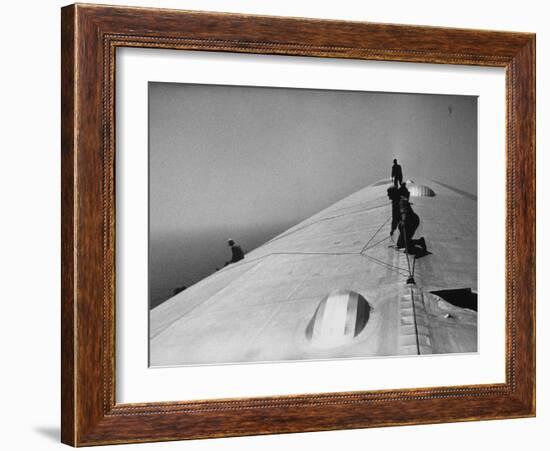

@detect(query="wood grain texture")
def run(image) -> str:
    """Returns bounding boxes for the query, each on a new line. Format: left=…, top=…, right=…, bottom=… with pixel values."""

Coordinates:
left=60, top=3, right=536, bottom=446
left=60, top=5, right=76, bottom=446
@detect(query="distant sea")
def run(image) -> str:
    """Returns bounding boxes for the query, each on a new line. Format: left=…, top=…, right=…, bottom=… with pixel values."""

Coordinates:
left=149, top=221, right=294, bottom=309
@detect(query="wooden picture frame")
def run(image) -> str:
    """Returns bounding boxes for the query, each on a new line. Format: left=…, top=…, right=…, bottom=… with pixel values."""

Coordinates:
left=61, top=3, right=535, bottom=446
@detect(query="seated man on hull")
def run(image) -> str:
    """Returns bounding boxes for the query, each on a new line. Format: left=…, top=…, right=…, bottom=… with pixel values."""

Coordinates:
left=396, top=189, right=428, bottom=256
left=224, top=238, right=245, bottom=266
left=391, top=158, right=403, bottom=187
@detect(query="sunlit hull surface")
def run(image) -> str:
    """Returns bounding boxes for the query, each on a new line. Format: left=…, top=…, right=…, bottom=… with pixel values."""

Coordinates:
left=150, top=178, right=477, bottom=366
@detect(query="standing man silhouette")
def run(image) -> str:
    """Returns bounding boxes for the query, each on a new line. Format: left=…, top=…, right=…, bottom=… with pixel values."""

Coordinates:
left=391, top=159, right=403, bottom=187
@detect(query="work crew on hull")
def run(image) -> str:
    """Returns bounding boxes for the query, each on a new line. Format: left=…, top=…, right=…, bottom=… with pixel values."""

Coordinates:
left=224, top=238, right=245, bottom=266
left=396, top=188, right=427, bottom=255
left=391, top=159, right=403, bottom=187
left=387, top=183, right=412, bottom=236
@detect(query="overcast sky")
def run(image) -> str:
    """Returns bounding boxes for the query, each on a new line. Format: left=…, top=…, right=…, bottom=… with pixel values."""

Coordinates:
left=149, top=82, right=477, bottom=307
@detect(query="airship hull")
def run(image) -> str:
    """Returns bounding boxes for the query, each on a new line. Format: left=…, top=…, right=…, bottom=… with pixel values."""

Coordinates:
left=150, top=178, right=477, bottom=366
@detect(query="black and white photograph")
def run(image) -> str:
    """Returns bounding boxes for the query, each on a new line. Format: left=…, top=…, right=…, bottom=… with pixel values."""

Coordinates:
left=148, top=82, right=478, bottom=367
left=2, top=0, right=543, bottom=449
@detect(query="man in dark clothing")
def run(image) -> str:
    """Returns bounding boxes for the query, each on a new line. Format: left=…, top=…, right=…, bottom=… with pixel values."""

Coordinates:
left=225, top=238, right=244, bottom=266
left=396, top=190, right=427, bottom=255
left=388, top=182, right=410, bottom=236
left=397, top=182, right=409, bottom=204
left=391, top=159, right=403, bottom=187
left=387, top=186, right=401, bottom=237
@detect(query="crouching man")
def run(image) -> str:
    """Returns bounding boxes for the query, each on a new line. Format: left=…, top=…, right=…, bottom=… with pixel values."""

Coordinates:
left=396, top=190, right=427, bottom=255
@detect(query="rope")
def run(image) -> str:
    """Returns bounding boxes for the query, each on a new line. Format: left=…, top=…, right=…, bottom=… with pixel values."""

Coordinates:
left=409, top=284, right=421, bottom=354
left=359, top=215, right=412, bottom=277
left=402, top=221, right=420, bottom=352
left=258, top=202, right=389, bottom=250
left=361, top=235, right=390, bottom=252
left=401, top=221, right=417, bottom=284
left=361, top=254, right=410, bottom=277
left=360, top=216, right=392, bottom=254
left=402, top=225, right=413, bottom=277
